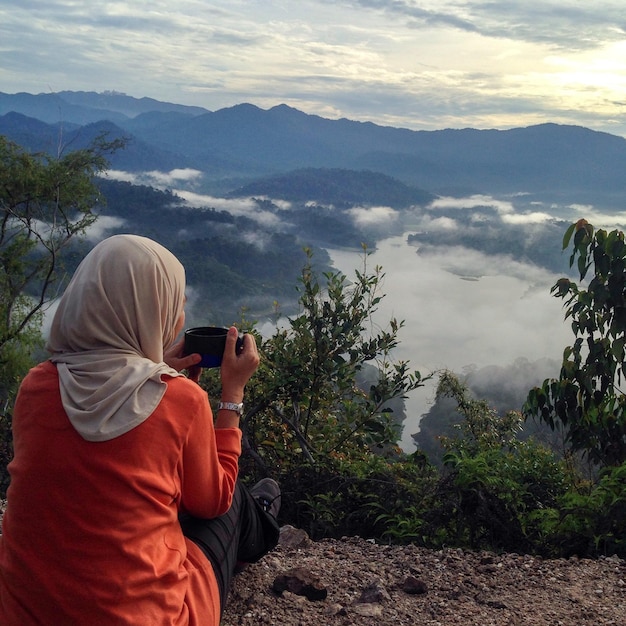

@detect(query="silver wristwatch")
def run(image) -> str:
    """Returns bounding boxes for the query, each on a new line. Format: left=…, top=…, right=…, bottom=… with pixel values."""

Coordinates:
left=217, top=401, right=244, bottom=416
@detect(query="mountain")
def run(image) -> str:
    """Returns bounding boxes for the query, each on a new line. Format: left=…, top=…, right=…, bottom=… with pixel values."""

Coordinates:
left=1, top=91, right=626, bottom=208
left=0, top=112, right=191, bottom=172
left=0, top=90, right=207, bottom=125
left=229, top=168, right=435, bottom=207
left=56, top=90, right=209, bottom=118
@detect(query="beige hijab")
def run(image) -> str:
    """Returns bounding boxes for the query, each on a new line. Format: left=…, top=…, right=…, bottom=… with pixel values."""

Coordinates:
left=47, top=234, right=186, bottom=441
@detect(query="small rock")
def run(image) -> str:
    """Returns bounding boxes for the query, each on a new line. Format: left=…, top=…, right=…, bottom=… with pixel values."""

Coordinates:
left=282, top=591, right=309, bottom=607
left=358, top=579, right=390, bottom=603
left=279, top=525, right=311, bottom=549
left=402, top=576, right=428, bottom=595
left=475, top=592, right=508, bottom=609
left=352, top=603, right=383, bottom=617
left=272, top=567, right=328, bottom=601
left=324, top=603, right=345, bottom=616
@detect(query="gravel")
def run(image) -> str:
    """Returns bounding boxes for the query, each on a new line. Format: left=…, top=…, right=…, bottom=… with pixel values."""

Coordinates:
left=222, top=526, right=626, bottom=625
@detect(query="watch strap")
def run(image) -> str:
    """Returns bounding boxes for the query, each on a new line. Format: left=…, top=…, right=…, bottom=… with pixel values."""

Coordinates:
left=218, top=401, right=244, bottom=415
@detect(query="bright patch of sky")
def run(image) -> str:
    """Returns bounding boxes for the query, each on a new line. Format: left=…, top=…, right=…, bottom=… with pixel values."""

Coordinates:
left=1, top=0, right=625, bottom=136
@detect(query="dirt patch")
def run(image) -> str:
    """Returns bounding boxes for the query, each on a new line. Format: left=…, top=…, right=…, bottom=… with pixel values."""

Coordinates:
left=222, top=527, right=626, bottom=625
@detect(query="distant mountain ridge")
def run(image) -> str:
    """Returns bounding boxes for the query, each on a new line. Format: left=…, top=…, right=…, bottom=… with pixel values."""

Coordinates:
left=1, top=90, right=626, bottom=208
left=0, top=90, right=208, bottom=125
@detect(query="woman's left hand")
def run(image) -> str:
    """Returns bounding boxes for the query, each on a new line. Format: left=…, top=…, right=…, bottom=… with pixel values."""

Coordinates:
left=164, top=338, right=202, bottom=380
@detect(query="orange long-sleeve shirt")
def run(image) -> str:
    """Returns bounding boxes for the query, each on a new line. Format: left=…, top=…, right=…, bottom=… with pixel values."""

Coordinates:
left=0, top=360, right=241, bottom=625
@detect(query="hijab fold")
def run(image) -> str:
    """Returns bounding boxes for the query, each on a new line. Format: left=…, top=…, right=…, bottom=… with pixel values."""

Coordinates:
left=47, top=235, right=186, bottom=442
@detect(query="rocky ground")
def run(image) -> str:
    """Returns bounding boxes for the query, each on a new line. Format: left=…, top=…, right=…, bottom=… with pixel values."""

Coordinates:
left=2, top=503, right=625, bottom=624
left=222, top=525, right=626, bottom=625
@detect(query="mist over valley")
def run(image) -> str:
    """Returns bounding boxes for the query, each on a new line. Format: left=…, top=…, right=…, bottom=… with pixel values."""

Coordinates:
left=3, top=90, right=626, bottom=451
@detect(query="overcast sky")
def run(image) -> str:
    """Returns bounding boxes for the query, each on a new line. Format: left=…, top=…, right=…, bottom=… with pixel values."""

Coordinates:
left=1, top=0, right=625, bottom=136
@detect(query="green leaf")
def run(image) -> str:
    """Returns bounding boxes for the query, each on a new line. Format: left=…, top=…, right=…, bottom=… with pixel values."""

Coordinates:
left=562, top=222, right=577, bottom=249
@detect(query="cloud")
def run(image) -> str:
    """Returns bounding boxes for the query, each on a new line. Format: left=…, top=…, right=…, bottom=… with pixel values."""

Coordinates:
left=421, top=216, right=458, bottom=231
left=421, top=244, right=556, bottom=283
left=85, top=215, right=126, bottom=241
left=10, top=213, right=124, bottom=247
left=347, top=205, right=399, bottom=227
left=424, top=195, right=557, bottom=225
left=350, top=0, right=626, bottom=51
left=501, top=212, right=553, bottom=224
left=255, top=196, right=292, bottom=211
left=100, top=173, right=284, bottom=226
left=241, top=231, right=271, bottom=250
left=145, top=168, right=203, bottom=187
left=175, top=190, right=284, bottom=228
left=2, top=0, right=625, bottom=138
left=568, top=204, right=626, bottom=229
left=104, top=170, right=139, bottom=184
left=103, top=168, right=203, bottom=188
left=429, top=195, right=515, bottom=215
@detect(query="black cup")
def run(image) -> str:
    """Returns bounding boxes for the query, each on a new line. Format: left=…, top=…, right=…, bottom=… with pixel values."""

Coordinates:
left=183, top=327, right=243, bottom=368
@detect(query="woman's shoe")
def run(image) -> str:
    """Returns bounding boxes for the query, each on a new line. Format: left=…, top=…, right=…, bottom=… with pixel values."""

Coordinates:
left=250, top=478, right=281, bottom=518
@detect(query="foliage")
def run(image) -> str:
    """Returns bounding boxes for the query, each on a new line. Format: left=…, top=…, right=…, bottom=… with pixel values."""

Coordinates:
left=531, top=462, right=626, bottom=558
left=433, top=371, right=570, bottom=553
left=440, top=444, right=570, bottom=553
left=239, top=250, right=428, bottom=471
left=278, top=452, right=438, bottom=542
left=199, top=251, right=430, bottom=537
left=524, top=220, right=626, bottom=467
left=437, top=370, right=524, bottom=454
left=414, top=359, right=564, bottom=467
left=0, top=317, right=44, bottom=496
left=0, top=134, right=123, bottom=496
left=0, top=134, right=124, bottom=351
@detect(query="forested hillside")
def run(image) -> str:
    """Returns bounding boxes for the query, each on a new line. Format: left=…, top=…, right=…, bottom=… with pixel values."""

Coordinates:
left=91, top=179, right=329, bottom=323
left=3, top=91, right=626, bottom=207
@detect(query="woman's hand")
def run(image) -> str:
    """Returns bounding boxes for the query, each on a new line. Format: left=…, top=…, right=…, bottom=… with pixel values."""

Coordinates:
left=164, top=338, right=202, bottom=381
left=220, top=326, right=260, bottom=403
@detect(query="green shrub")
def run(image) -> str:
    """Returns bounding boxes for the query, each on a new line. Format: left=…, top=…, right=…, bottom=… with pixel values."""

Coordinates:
left=440, top=442, right=570, bottom=553
left=533, top=462, right=626, bottom=558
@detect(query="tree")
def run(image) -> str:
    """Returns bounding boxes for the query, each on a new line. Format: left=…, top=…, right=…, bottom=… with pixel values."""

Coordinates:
left=236, top=251, right=427, bottom=471
left=437, top=370, right=523, bottom=456
left=524, top=219, right=626, bottom=467
left=0, top=134, right=124, bottom=494
left=0, top=134, right=123, bottom=352
left=438, top=371, right=568, bottom=553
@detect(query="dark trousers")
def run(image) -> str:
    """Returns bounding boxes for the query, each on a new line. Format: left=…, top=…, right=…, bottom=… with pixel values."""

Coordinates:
left=179, top=481, right=280, bottom=615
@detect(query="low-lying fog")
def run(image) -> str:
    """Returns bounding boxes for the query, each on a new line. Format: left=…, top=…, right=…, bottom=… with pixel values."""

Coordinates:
left=326, top=234, right=572, bottom=451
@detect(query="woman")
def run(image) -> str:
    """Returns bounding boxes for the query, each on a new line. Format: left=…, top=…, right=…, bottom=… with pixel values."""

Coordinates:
left=0, top=234, right=279, bottom=625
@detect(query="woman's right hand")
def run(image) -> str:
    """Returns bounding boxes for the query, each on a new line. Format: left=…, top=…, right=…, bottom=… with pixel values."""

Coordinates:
left=219, top=326, right=260, bottom=403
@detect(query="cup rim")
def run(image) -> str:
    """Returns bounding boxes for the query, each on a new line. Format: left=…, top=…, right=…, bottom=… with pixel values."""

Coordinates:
left=184, top=326, right=229, bottom=337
